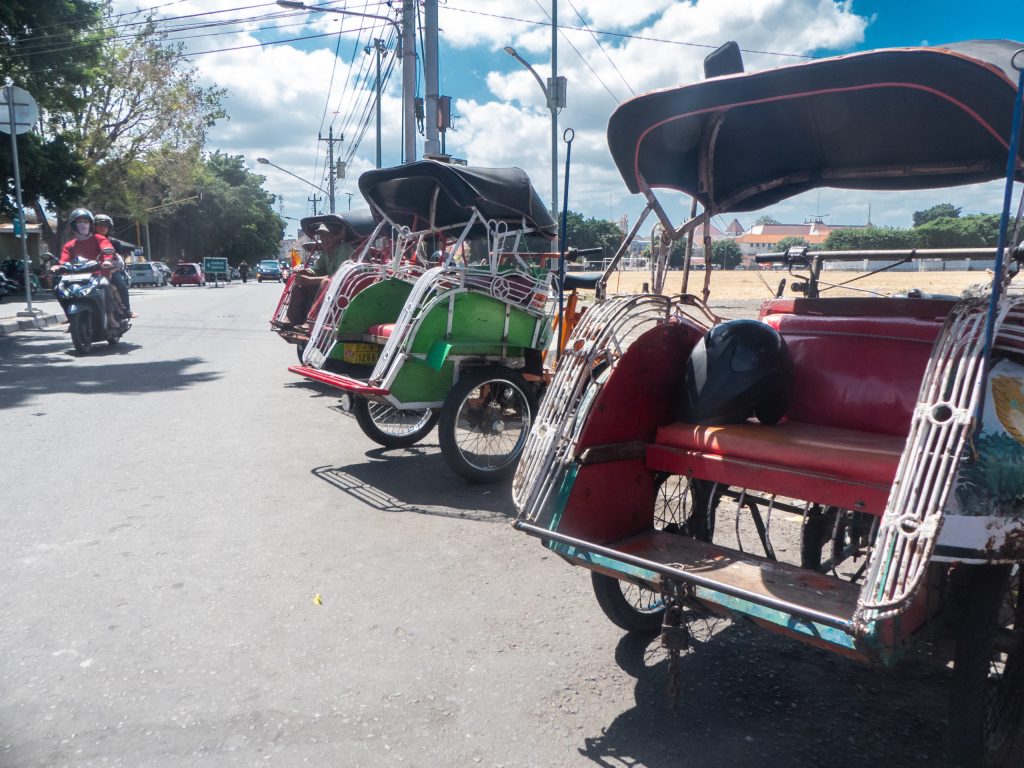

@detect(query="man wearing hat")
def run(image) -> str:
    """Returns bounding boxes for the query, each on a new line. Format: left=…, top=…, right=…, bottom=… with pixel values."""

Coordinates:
left=284, top=222, right=357, bottom=326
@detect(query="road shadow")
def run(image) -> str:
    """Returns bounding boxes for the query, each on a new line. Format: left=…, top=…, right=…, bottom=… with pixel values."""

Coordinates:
left=0, top=328, right=221, bottom=409
left=577, top=621, right=949, bottom=768
left=312, top=448, right=517, bottom=522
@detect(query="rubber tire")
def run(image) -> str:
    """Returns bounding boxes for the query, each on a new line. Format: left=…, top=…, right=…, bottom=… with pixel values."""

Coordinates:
left=295, top=342, right=306, bottom=364
left=70, top=313, right=93, bottom=354
left=950, top=564, right=1024, bottom=767
left=352, top=398, right=439, bottom=449
left=591, top=571, right=665, bottom=634
left=438, top=367, right=536, bottom=483
left=107, top=336, right=120, bottom=347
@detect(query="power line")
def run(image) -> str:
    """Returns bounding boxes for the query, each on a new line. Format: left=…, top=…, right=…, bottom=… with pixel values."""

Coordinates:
left=565, top=0, right=635, bottom=97
left=441, top=5, right=817, bottom=60
left=531, top=0, right=620, bottom=104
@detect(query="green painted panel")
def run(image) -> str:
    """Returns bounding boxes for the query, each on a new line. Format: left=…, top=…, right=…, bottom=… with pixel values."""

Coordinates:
left=336, top=278, right=413, bottom=339
left=389, top=357, right=454, bottom=403
left=408, top=291, right=549, bottom=355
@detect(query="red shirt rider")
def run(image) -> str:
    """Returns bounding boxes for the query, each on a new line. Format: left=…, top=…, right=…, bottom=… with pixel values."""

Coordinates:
left=60, top=233, right=116, bottom=264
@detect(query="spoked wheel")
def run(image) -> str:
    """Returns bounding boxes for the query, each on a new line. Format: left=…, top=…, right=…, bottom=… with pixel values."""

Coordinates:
left=438, top=367, right=537, bottom=483
left=800, top=506, right=876, bottom=578
left=591, top=478, right=723, bottom=633
left=352, top=397, right=439, bottom=449
left=591, top=572, right=665, bottom=634
left=70, top=313, right=93, bottom=354
left=950, top=564, right=1024, bottom=767
left=654, top=475, right=719, bottom=541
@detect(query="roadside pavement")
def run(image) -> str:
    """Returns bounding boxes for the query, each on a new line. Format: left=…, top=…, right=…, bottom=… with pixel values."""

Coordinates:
left=0, top=295, right=64, bottom=337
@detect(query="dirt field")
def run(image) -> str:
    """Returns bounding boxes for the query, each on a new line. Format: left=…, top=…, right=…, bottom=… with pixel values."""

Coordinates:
left=604, top=269, right=992, bottom=301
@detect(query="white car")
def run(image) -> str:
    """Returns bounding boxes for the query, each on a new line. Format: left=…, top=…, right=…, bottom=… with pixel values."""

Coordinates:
left=126, top=262, right=164, bottom=287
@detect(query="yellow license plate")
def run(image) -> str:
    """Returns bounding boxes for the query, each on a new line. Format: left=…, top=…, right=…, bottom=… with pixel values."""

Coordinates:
left=342, top=343, right=379, bottom=365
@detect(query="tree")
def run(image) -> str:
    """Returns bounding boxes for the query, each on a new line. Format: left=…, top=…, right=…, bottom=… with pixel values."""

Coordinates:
left=913, top=203, right=961, bottom=227
left=0, top=0, right=102, bottom=217
left=822, top=226, right=919, bottom=251
left=914, top=214, right=1000, bottom=248
left=711, top=239, right=742, bottom=269
left=774, top=236, right=810, bottom=253
left=753, top=215, right=780, bottom=226
left=158, top=153, right=283, bottom=265
left=562, top=210, right=624, bottom=256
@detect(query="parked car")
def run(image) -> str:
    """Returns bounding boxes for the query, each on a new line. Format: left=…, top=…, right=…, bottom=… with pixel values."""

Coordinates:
left=256, top=259, right=283, bottom=282
left=126, top=262, right=163, bottom=287
left=152, top=261, right=172, bottom=285
left=171, top=262, right=205, bottom=287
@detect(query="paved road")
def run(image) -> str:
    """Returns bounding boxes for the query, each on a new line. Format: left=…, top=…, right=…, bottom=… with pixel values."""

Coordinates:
left=2, top=282, right=951, bottom=767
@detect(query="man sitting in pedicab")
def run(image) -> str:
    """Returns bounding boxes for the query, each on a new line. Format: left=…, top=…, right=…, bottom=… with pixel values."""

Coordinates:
left=284, top=222, right=355, bottom=327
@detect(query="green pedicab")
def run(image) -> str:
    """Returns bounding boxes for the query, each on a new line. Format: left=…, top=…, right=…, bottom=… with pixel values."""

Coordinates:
left=291, top=160, right=559, bottom=481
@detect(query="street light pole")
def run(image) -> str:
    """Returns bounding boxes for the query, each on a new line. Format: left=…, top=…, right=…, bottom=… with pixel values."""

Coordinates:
left=504, top=46, right=566, bottom=247
left=256, top=157, right=330, bottom=196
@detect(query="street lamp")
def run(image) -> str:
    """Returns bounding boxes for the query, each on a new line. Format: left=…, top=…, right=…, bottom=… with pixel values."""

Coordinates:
left=277, top=0, right=414, bottom=163
left=256, top=157, right=330, bottom=196
left=504, top=46, right=566, bottom=244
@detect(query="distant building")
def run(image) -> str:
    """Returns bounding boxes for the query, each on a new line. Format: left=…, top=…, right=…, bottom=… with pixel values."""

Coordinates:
left=734, top=220, right=867, bottom=266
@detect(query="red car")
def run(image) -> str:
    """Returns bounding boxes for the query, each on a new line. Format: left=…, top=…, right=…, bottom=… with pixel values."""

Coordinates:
left=171, top=263, right=205, bottom=287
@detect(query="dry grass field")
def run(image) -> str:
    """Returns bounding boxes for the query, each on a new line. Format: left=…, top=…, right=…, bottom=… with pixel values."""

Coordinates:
left=603, top=269, right=993, bottom=302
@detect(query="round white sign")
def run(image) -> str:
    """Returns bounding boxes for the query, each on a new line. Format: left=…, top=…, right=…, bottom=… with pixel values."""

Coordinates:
left=0, top=86, right=39, bottom=135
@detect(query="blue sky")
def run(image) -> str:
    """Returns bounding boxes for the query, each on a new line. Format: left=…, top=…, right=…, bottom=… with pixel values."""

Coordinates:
left=145, top=0, right=1021, bottom=234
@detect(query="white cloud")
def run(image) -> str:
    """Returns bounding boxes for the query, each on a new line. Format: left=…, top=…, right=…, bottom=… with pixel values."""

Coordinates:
left=114, top=0, right=1009, bottom=232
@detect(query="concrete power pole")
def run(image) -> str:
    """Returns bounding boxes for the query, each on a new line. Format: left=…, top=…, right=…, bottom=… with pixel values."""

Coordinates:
left=319, top=126, right=343, bottom=213
left=423, top=0, right=440, bottom=158
left=402, top=0, right=416, bottom=163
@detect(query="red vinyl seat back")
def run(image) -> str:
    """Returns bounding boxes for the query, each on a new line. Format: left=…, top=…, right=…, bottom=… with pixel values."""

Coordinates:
left=762, top=312, right=945, bottom=437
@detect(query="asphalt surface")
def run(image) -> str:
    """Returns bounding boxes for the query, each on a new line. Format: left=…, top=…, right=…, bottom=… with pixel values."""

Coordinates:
left=1, top=282, right=954, bottom=767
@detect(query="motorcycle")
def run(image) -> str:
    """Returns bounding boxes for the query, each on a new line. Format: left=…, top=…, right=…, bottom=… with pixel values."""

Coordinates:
left=53, top=257, right=131, bottom=354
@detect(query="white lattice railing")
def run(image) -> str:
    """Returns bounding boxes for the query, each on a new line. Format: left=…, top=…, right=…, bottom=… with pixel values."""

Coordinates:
left=303, top=261, right=388, bottom=368
left=368, top=265, right=555, bottom=389
left=513, top=294, right=699, bottom=523
left=854, top=295, right=1024, bottom=627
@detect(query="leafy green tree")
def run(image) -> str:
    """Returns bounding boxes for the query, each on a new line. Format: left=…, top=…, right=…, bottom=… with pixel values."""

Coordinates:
left=774, top=236, right=810, bottom=253
left=913, top=203, right=961, bottom=227
left=563, top=210, right=624, bottom=256
left=155, top=153, right=283, bottom=265
left=753, top=215, right=780, bottom=226
left=711, top=239, right=742, bottom=269
left=0, top=0, right=102, bottom=218
left=823, top=226, right=920, bottom=250
left=914, top=214, right=1000, bottom=248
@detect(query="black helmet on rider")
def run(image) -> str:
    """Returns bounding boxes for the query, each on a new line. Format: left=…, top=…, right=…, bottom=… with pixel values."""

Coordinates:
left=94, top=214, right=113, bottom=229
left=69, top=208, right=94, bottom=238
left=682, top=319, right=791, bottom=425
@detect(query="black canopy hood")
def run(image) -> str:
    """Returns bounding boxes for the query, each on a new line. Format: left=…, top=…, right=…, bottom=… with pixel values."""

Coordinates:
left=607, top=40, right=1024, bottom=214
left=357, top=160, right=556, bottom=238
left=299, top=211, right=378, bottom=242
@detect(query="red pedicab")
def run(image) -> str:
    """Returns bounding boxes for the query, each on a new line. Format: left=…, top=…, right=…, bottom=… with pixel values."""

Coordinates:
left=514, top=40, right=1024, bottom=766
left=270, top=211, right=384, bottom=363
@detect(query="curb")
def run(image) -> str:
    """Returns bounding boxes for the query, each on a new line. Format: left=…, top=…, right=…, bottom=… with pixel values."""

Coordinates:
left=0, top=311, right=63, bottom=337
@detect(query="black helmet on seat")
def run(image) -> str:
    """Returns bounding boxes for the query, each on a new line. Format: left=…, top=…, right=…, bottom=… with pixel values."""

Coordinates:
left=682, top=319, right=791, bottom=425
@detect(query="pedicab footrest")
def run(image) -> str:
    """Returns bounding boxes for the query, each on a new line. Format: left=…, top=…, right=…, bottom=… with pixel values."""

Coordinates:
left=287, top=365, right=389, bottom=396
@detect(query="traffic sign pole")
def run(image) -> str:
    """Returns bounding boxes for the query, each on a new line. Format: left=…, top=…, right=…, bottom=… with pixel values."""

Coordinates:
left=2, top=82, right=40, bottom=316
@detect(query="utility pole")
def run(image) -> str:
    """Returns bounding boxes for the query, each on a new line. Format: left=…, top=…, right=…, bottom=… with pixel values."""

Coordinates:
left=318, top=126, right=343, bottom=213
left=308, top=193, right=321, bottom=216
left=365, top=38, right=387, bottom=168
left=423, top=0, right=440, bottom=157
left=402, top=0, right=416, bottom=163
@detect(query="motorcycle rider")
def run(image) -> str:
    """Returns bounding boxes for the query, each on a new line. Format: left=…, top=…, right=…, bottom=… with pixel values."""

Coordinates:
left=55, top=208, right=121, bottom=329
left=93, top=214, right=135, bottom=317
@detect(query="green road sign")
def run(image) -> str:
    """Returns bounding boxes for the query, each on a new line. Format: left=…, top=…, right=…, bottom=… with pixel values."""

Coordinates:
left=203, top=257, right=228, bottom=274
